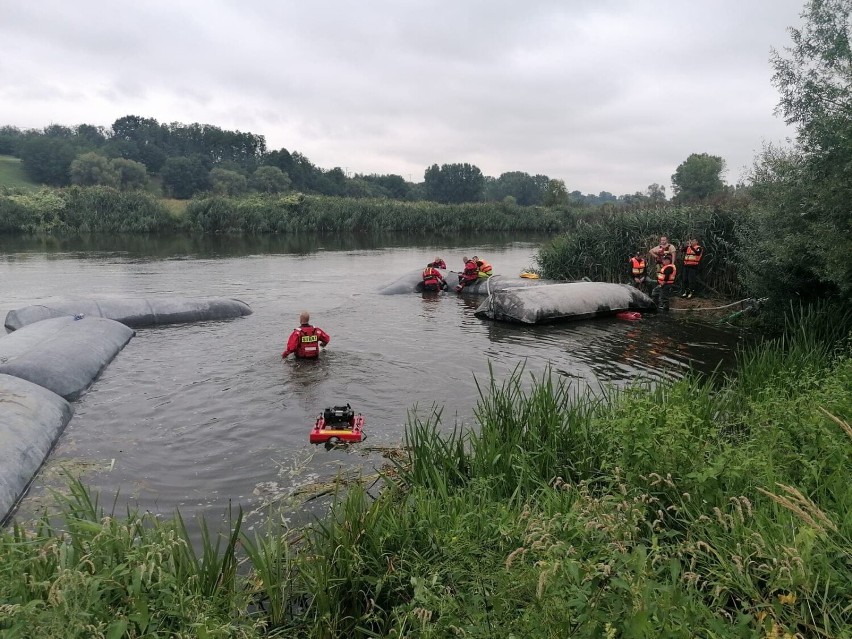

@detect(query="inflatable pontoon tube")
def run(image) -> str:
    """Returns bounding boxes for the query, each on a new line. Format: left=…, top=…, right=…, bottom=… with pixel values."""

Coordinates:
left=474, top=282, right=656, bottom=324
left=378, top=268, right=560, bottom=295
left=0, top=316, right=134, bottom=401
left=5, top=296, right=253, bottom=331
left=0, top=374, right=73, bottom=525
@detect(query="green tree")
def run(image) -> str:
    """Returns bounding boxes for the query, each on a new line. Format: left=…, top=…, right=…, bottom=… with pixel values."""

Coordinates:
left=741, top=0, right=852, bottom=303
left=110, top=158, right=149, bottom=190
left=0, top=125, right=22, bottom=155
left=424, top=163, right=485, bottom=203
left=543, top=178, right=568, bottom=207
left=671, top=153, right=726, bottom=201
left=69, top=152, right=119, bottom=187
left=18, top=136, right=79, bottom=185
left=486, top=171, right=549, bottom=206
left=361, top=173, right=410, bottom=199
left=210, top=167, right=248, bottom=196
left=646, top=183, right=667, bottom=202
left=249, top=165, right=291, bottom=193
left=161, top=156, right=211, bottom=199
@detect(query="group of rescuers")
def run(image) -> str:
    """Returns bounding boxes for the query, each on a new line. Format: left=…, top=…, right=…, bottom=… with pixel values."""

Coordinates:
left=631, top=235, right=704, bottom=311
left=421, top=255, right=493, bottom=293
left=281, top=256, right=492, bottom=360
left=282, top=238, right=702, bottom=359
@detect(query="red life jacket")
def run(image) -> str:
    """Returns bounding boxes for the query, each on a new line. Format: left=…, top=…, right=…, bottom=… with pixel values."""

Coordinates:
left=422, top=266, right=443, bottom=288
left=630, top=256, right=646, bottom=276
left=657, top=263, right=677, bottom=285
left=683, top=245, right=703, bottom=266
left=296, top=325, right=321, bottom=358
left=461, top=260, right=479, bottom=283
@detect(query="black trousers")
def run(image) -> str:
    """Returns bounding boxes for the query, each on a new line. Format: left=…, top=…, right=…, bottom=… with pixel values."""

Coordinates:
left=652, top=284, right=673, bottom=310
left=682, top=267, right=699, bottom=292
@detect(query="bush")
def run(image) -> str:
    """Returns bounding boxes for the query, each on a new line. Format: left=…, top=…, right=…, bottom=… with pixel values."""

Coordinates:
left=536, top=202, right=743, bottom=296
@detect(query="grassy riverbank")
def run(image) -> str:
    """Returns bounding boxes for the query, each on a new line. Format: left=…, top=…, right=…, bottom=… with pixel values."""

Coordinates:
left=1, top=308, right=848, bottom=638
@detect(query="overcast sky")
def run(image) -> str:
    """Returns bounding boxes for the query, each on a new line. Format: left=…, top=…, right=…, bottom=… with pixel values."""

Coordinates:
left=1, top=1, right=805, bottom=194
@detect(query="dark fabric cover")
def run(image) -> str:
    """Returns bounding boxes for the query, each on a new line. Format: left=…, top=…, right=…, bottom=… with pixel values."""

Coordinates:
left=0, top=374, right=73, bottom=524
left=474, top=282, right=656, bottom=324
left=0, top=316, right=134, bottom=401
left=5, top=297, right=253, bottom=331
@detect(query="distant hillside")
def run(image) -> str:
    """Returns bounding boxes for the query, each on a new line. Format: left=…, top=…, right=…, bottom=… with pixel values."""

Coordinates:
left=0, top=155, right=38, bottom=190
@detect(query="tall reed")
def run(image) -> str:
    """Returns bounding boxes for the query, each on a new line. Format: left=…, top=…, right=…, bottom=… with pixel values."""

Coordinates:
left=535, top=202, right=744, bottom=296
left=184, top=194, right=574, bottom=234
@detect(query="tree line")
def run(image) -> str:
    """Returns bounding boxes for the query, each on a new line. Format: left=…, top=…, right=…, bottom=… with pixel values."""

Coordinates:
left=0, top=116, right=728, bottom=205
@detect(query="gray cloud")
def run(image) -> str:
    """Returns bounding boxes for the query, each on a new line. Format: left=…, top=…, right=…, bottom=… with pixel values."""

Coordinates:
left=0, top=0, right=803, bottom=193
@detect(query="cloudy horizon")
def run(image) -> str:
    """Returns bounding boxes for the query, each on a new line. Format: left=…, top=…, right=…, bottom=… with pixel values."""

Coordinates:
left=1, top=1, right=805, bottom=195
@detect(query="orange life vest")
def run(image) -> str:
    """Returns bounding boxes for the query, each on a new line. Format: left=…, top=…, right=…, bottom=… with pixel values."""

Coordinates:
left=630, top=256, right=646, bottom=276
left=657, top=263, right=677, bottom=285
left=683, top=245, right=703, bottom=266
left=476, top=260, right=493, bottom=278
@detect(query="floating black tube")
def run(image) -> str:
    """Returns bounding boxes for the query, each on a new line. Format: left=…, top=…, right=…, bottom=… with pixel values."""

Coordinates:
left=474, top=282, right=657, bottom=324
left=0, top=316, right=134, bottom=401
left=5, top=296, right=253, bottom=331
left=0, top=374, right=73, bottom=525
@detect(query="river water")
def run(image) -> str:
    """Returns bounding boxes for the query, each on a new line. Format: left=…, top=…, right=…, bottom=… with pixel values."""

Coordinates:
left=0, top=233, right=744, bottom=527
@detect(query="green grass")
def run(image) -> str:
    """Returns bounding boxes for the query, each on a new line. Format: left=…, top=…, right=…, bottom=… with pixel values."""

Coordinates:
left=0, top=155, right=38, bottom=191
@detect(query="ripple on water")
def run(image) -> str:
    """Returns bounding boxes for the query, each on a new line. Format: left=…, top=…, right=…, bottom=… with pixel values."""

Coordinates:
left=1, top=241, right=744, bottom=528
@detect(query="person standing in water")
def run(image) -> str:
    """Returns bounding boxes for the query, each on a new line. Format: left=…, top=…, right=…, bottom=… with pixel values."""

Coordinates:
left=282, top=311, right=330, bottom=359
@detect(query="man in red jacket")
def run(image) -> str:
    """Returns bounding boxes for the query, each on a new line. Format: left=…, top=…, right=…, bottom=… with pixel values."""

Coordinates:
left=455, top=256, right=480, bottom=292
left=422, top=263, right=447, bottom=292
left=282, top=311, right=330, bottom=359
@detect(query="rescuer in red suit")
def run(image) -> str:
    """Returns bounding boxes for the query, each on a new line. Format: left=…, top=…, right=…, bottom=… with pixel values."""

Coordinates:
left=432, top=256, right=447, bottom=269
left=282, top=311, right=330, bottom=359
left=455, top=256, right=480, bottom=292
left=422, top=263, right=447, bottom=292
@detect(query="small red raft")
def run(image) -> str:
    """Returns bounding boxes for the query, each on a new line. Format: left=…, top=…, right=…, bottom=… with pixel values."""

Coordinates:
left=309, top=404, right=365, bottom=444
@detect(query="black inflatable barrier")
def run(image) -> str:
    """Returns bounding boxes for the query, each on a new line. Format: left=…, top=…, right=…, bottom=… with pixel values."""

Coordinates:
left=0, top=316, right=134, bottom=401
left=0, top=374, right=74, bottom=525
left=5, top=296, right=253, bottom=331
left=474, top=282, right=657, bottom=324
left=378, top=268, right=558, bottom=295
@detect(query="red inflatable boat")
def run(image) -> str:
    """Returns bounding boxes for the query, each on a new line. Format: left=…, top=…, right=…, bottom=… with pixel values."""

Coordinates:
left=309, top=404, right=365, bottom=444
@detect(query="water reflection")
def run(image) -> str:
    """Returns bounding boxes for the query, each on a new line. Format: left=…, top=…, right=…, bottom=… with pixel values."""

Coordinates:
left=1, top=231, right=552, bottom=260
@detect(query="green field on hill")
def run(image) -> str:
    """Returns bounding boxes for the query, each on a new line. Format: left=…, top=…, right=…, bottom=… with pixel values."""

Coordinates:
left=0, top=155, right=38, bottom=190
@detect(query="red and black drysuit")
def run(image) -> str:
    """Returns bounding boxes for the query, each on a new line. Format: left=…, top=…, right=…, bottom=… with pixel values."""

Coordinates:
left=422, top=266, right=446, bottom=292
left=282, top=324, right=331, bottom=359
left=456, top=260, right=479, bottom=291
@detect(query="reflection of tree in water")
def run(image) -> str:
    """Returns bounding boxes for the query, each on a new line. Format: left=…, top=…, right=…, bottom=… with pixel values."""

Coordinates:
left=478, top=314, right=740, bottom=384
left=3, top=230, right=551, bottom=261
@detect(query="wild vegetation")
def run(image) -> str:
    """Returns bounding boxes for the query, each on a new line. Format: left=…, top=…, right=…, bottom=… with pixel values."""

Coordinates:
left=535, top=202, right=743, bottom=297
left=0, top=307, right=849, bottom=638
left=185, top=194, right=571, bottom=234
left=0, top=187, right=177, bottom=234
